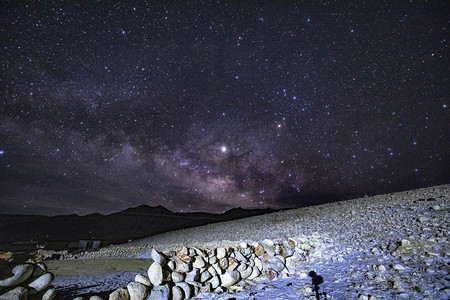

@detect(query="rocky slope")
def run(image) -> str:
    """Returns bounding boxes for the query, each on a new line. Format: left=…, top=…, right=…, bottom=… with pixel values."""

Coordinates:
left=54, top=184, right=449, bottom=299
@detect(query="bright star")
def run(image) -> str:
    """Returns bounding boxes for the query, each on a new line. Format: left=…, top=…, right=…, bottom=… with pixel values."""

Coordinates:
left=0, top=150, right=4, bottom=155
left=221, top=146, right=227, bottom=152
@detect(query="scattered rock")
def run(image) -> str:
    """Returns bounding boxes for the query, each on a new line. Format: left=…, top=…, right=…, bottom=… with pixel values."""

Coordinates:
left=127, top=282, right=148, bottom=300
left=220, top=270, right=241, bottom=287
left=0, top=286, right=28, bottom=300
left=148, top=284, right=170, bottom=300
left=148, top=262, right=163, bottom=286
left=109, top=288, right=130, bottom=300
left=135, top=274, right=151, bottom=287
left=0, top=264, right=34, bottom=287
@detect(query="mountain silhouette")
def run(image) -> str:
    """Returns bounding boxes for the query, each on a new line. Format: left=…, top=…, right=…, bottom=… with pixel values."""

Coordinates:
left=0, top=205, right=281, bottom=245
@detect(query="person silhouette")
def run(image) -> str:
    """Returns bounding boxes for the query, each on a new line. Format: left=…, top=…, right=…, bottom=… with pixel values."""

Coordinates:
left=309, top=270, right=324, bottom=300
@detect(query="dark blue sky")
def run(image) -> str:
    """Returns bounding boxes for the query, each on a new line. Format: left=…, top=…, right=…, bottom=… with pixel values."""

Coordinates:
left=1, top=1, right=448, bottom=215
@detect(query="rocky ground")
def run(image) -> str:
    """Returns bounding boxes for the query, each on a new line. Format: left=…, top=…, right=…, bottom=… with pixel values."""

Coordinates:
left=11, top=184, right=449, bottom=299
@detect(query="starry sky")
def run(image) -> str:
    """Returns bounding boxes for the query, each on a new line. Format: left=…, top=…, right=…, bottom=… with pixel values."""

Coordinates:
left=1, top=1, right=448, bottom=216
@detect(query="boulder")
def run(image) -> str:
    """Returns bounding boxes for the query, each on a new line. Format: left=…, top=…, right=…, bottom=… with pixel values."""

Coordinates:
left=109, top=288, right=130, bottom=300
left=148, top=262, right=163, bottom=286
left=192, top=256, right=206, bottom=269
left=0, top=286, right=28, bottom=300
left=216, top=248, right=226, bottom=260
left=148, top=284, right=170, bottom=300
left=171, top=271, right=184, bottom=283
left=0, top=264, right=34, bottom=287
left=171, top=285, right=183, bottom=300
left=176, top=282, right=193, bottom=299
left=27, top=272, right=54, bottom=294
left=134, top=274, right=151, bottom=287
left=127, top=282, right=148, bottom=300
left=220, top=270, right=240, bottom=287
left=151, top=249, right=165, bottom=265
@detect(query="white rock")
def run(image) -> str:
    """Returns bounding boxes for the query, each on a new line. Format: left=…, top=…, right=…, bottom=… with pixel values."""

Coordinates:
left=262, top=239, right=274, bottom=247
left=148, top=284, right=170, bottom=300
left=234, top=251, right=247, bottom=263
left=200, top=270, right=212, bottom=282
left=208, top=275, right=220, bottom=289
left=185, top=268, right=200, bottom=282
left=418, top=216, right=429, bottom=223
left=220, top=270, right=241, bottom=287
left=432, top=204, right=441, bottom=210
left=171, top=271, right=184, bottom=283
left=254, top=257, right=263, bottom=271
left=212, top=263, right=223, bottom=275
left=0, top=286, right=28, bottom=300
left=41, top=287, right=57, bottom=300
left=151, top=249, right=165, bottom=265
left=247, top=267, right=261, bottom=280
left=171, top=286, right=183, bottom=300
left=216, top=247, right=226, bottom=259
left=175, top=257, right=191, bottom=273
left=393, top=264, right=406, bottom=271
left=239, top=265, right=253, bottom=279
left=135, top=274, right=151, bottom=287
left=0, top=264, right=34, bottom=287
left=207, top=265, right=217, bottom=277
left=90, top=297, right=103, bottom=300
left=109, top=288, right=130, bottom=300
left=27, top=272, right=54, bottom=294
left=166, top=260, right=175, bottom=271
left=240, top=242, right=248, bottom=249
left=176, top=282, right=192, bottom=299
left=148, top=262, right=163, bottom=286
left=208, top=256, right=217, bottom=264
left=127, top=282, right=148, bottom=300
left=192, top=256, right=206, bottom=269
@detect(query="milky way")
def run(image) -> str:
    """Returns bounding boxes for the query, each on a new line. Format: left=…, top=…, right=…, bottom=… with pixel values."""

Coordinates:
left=1, top=2, right=448, bottom=215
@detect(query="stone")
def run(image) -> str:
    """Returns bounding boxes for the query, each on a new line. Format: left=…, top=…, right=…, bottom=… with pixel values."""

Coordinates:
left=262, top=239, right=274, bottom=247
left=393, top=264, right=406, bottom=271
left=200, top=270, right=212, bottom=282
left=247, top=267, right=261, bottom=280
left=219, top=257, right=228, bottom=269
left=260, top=253, right=286, bottom=273
left=208, top=275, right=220, bottom=289
left=261, top=242, right=275, bottom=256
left=431, top=204, right=441, bottom=210
left=151, top=249, right=165, bottom=265
left=185, top=268, right=199, bottom=282
left=176, top=246, right=188, bottom=255
left=127, top=282, right=148, bottom=300
left=227, top=258, right=239, bottom=271
left=199, top=282, right=212, bottom=293
left=418, top=216, right=429, bottom=223
left=0, top=287, right=28, bottom=300
left=40, top=287, right=57, bottom=300
left=175, top=257, right=191, bottom=273
left=239, top=265, right=253, bottom=279
left=254, top=257, right=263, bottom=271
left=148, top=262, right=163, bottom=286
left=175, top=282, right=192, bottom=299
left=240, top=242, right=248, bottom=249
left=171, top=271, right=184, bottom=283
left=171, top=286, right=183, bottom=300
left=216, top=248, right=226, bottom=260
left=0, top=264, right=34, bottom=287
left=27, top=272, right=54, bottom=294
left=109, top=288, right=130, bottom=300
left=148, top=284, right=170, bottom=300
left=90, top=297, right=103, bottom=300
left=207, top=265, right=217, bottom=277
left=220, top=270, right=241, bottom=287
left=166, top=260, right=175, bottom=271
left=135, top=274, right=151, bottom=287
left=192, top=256, right=206, bottom=269
left=234, top=251, right=247, bottom=263
left=280, top=244, right=294, bottom=258
left=208, top=256, right=217, bottom=264
left=255, top=244, right=265, bottom=256
left=212, top=263, right=223, bottom=275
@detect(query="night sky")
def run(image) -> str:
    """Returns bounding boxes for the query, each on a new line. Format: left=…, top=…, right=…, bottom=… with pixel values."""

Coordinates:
left=1, top=1, right=448, bottom=216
